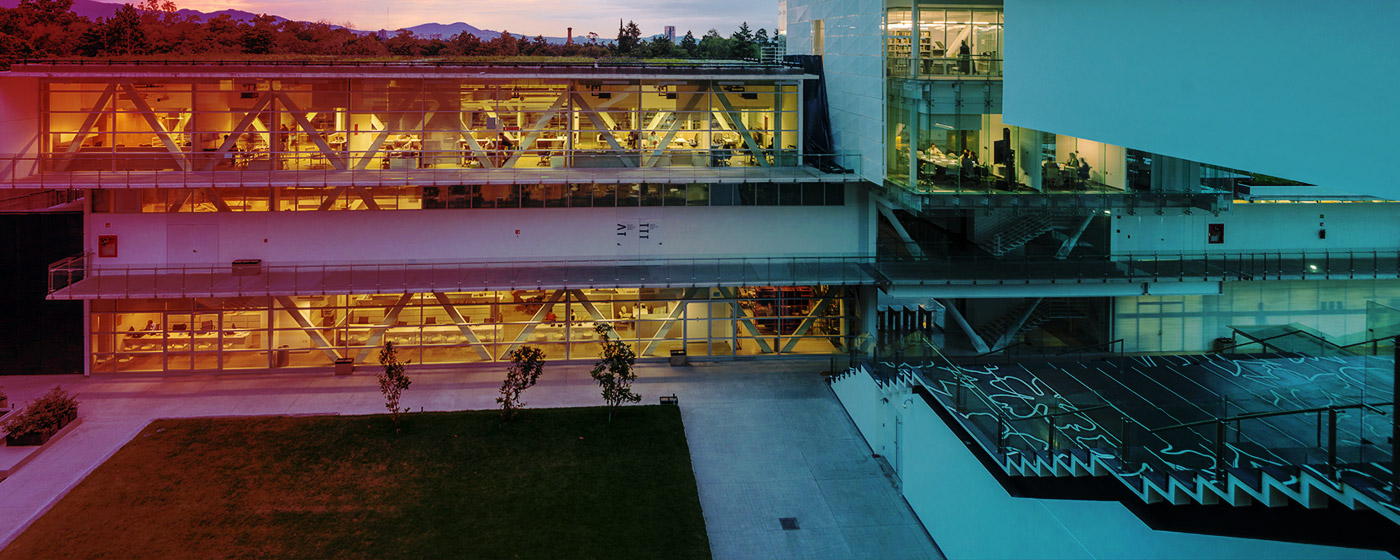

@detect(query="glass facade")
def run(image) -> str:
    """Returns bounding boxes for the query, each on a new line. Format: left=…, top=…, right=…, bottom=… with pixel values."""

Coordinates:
left=886, top=104, right=1131, bottom=195
left=39, top=76, right=801, bottom=176
left=885, top=3, right=1003, bottom=79
left=89, top=287, right=855, bottom=372
left=87, top=183, right=847, bottom=213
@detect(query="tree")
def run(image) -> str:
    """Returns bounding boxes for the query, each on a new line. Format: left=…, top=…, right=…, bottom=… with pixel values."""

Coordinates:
left=498, top=346, right=545, bottom=421
left=730, top=21, right=756, bottom=59
left=377, top=341, right=412, bottom=429
left=698, top=28, right=728, bottom=59
left=589, top=323, right=640, bottom=422
left=240, top=14, right=277, bottom=54
left=105, top=4, right=149, bottom=55
left=679, top=30, right=697, bottom=57
left=386, top=29, right=421, bottom=56
left=615, top=19, right=641, bottom=55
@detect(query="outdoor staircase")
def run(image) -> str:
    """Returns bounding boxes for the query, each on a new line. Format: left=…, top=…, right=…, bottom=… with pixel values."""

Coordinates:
left=860, top=366, right=1400, bottom=528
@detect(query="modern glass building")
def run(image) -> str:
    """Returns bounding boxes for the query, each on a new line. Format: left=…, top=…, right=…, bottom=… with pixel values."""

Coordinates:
left=783, top=0, right=1399, bottom=556
left=1, top=62, right=872, bottom=373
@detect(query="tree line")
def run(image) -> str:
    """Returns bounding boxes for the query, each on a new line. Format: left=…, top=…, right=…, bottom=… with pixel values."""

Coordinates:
left=0, top=0, right=782, bottom=60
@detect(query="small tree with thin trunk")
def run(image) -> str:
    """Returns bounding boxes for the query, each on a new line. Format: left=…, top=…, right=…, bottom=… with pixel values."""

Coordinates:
left=377, top=342, right=412, bottom=429
left=589, top=323, right=641, bottom=422
left=499, top=346, right=546, bottom=421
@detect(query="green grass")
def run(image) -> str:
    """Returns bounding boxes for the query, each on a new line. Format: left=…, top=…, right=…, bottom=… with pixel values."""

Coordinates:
left=0, top=407, right=710, bottom=560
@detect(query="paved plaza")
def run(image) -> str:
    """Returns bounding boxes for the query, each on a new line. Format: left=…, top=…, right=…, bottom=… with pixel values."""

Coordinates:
left=0, top=359, right=940, bottom=559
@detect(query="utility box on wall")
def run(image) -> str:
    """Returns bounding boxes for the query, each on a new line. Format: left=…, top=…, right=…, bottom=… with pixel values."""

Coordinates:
left=1207, top=223, right=1224, bottom=244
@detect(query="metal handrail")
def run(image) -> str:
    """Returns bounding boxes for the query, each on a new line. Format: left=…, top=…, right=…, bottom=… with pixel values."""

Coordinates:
left=1146, top=400, right=1395, bottom=481
left=1213, top=330, right=1329, bottom=354
left=49, top=249, right=1400, bottom=298
left=1147, top=400, right=1393, bottom=435
left=1338, top=335, right=1399, bottom=350
left=1052, top=338, right=1124, bottom=356
left=1006, top=403, right=1116, bottom=424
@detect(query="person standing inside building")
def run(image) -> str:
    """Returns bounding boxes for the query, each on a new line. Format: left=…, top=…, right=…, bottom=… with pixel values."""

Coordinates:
left=958, top=40, right=971, bottom=74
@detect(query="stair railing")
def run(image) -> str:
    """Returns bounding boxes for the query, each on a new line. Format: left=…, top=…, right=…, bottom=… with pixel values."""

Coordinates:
left=1147, top=400, right=1394, bottom=483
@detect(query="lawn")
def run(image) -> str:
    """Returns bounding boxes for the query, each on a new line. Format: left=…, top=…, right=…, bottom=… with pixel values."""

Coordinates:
left=0, top=406, right=710, bottom=560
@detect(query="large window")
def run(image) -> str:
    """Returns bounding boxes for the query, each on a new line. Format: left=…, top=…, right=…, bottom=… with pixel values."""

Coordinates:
left=885, top=3, right=1003, bottom=78
left=89, top=287, right=856, bottom=372
left=41, top=77, right=802, bottom=175
left=87, top=183, right=846, bottom=213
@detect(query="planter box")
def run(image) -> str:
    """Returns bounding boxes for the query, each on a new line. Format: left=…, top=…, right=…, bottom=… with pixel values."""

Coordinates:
left=6, top=428, right=55, bottom=447
left=334, top=358, right=355, bottom=376
left=3, top=409, right=76, bottom=447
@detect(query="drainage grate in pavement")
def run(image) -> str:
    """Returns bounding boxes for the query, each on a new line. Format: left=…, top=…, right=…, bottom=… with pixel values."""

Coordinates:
left=779, top=517, right=799, bottom=530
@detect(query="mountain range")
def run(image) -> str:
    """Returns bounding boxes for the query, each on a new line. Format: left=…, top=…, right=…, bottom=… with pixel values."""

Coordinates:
left=0, top=0, right=589, bottom=43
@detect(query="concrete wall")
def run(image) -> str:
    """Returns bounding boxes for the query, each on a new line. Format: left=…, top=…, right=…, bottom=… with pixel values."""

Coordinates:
left=1003, top=0, right=1400, bottom=198
left=88, top=197, right=866, bottom=267
left=1116, top=278, right=1400, bottom=353
left=1111, top=202, right=1400, bottom=255
left=829, top=369, right=1389, bottom=559
left=827, top=368, right=883, bottom=450
left=785, top=0, right=887, bottom=184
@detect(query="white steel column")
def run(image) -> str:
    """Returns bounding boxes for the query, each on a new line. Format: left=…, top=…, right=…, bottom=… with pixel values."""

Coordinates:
left=432, top=292, right=493, bottom=361
left=273, top=296, right=343, bottom=363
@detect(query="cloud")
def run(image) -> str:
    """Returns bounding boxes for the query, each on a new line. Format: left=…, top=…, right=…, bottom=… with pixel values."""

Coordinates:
left=175, top=0, right=779, bottom=36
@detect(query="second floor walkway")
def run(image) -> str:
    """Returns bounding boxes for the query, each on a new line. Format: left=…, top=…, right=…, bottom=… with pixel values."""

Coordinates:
left=48, top=250, right=1400, bottom=300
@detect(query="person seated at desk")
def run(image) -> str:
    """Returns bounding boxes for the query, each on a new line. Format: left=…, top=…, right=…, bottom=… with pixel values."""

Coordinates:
left=710, top=141, right=730, bottom=167
left=545, top=310, right=558, bottom=323
left=1065, top=151, right=1081, bottom=168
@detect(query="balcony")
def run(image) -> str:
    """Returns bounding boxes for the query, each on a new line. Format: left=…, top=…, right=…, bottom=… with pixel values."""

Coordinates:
left=48, top=255, right=882, bottom=300
left=49, top=250, right=1400, bottom=300
left=887, top=55, right=1002, bottom=80
left=1, top=150, right=861, bottom=190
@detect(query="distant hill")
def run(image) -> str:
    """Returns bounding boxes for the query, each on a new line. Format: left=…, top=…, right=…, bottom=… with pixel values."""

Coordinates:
left=0, top=0, right=589, bottom=43
left=0, top=0, right=292, bottom=25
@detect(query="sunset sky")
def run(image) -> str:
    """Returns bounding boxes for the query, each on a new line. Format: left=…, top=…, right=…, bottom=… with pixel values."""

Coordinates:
left=174, top=0, right=780, bottom=37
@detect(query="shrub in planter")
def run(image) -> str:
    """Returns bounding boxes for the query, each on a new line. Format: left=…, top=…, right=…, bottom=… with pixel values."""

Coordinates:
left=2, top=386, right=80, bottom=446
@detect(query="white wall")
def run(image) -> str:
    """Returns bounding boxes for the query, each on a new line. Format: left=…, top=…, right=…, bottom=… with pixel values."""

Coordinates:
left=1111, top=202, right=1400, bottom=255
left=0, top=76, right=40, bottom=179
left=1003, top=0, right=1400, bottom=198
left=89, top=201, right=866, bottom=267
left=828, top=367, right=884, bottom=450
left=843, top=382, right=1389, bottom=559
left=900, top=393, right=1386, bottom=559
left=786, top=0, right=887, bottom=184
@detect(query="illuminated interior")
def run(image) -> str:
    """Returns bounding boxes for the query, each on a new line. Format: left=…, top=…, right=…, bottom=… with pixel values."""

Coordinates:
left=41, top=77, right=801, bottom=175
left=89, top=287, right=855, bottom=372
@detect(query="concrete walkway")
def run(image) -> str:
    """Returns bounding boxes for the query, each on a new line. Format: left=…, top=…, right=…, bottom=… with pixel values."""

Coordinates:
left=0, top=359, right=940, bottom=559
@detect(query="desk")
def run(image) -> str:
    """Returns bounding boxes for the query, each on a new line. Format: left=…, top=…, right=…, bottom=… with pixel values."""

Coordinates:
left=124, top=330, right=252, bottom=351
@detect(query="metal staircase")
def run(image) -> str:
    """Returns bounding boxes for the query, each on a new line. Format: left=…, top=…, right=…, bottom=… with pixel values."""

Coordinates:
left=848, top=360, right=1400, bottom=528
left=974, top=298, right=1085, bottom=347
left=979, top=215, right=1056, bottom=257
